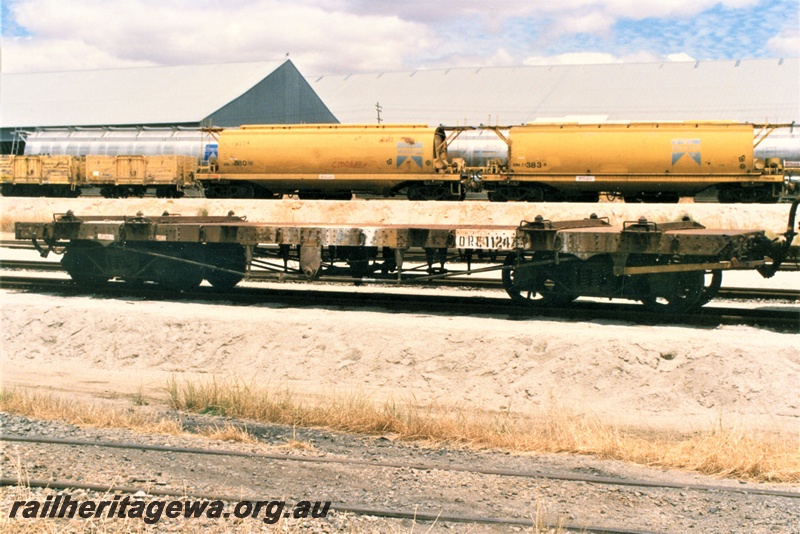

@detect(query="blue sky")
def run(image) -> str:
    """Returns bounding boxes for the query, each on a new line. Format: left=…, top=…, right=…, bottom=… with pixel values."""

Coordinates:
left=1, top=0, right=797, bottom=74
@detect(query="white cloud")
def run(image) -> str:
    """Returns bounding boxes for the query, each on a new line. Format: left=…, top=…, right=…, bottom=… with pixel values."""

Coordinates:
left=523, top=51, right=694, bottom=66
left=766, top=28, right=800, bottom=57
left=340, top=0, right=762, bottom=25
left=548, top=11, right=617, bottom=37
left=0, top=0, right=789, bottom=75
left=2, top=0, right=435, bottom=74
left=1, top=37, right=156, bottom=72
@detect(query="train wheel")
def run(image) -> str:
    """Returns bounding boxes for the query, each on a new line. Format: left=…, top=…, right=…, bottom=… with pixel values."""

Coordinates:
left=130, top=186, right=147, bottom=198
left=487, top=190, right=507, bottom=202
left=153, top=262, right=204, bottom=291
left=203, top=184, right=223, bottom=198
left=204, top=244, right=247, bottom=291
left=489, top=187, right=526, bottom=202
left=229, top=184, right=254, bottom=198
left=699, top=270, right=723, bottom=306
left=501, top=252, right=575, bottom=305
left=717, top=185, right=774, bottom=203
left=640, top=271, right=705, bottom=313
left=522, top=185, right=545, bottom=202
left=406, top=184, right=450, bottom=201
left=738, top=187, right=772, bottom=203
left=203, top=183, right=254, bottom=199
left=155, top=187, right=184, bottom=198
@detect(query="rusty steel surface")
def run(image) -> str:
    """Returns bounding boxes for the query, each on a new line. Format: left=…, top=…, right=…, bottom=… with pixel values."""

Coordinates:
left=16, top=211, right=768, bottom=259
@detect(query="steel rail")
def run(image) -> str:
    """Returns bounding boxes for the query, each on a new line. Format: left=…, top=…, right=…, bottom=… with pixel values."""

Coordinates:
left=2, top=260, right=798, bottom=301
left=0, top=259, right=64, bottom=271
left=0, top=275, right=797, bottom=331
left=2, top=434, right=797, bottom=499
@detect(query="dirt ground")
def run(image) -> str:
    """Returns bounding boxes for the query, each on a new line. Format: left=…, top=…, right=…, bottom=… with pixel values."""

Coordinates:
left=1, top=287, right=799, bottom=435
left=1, top=197, right=798, bottom=437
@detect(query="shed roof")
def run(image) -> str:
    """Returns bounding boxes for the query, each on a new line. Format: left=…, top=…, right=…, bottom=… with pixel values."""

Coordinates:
left=308, top=58, right=799, bottom=126
left=1, top=60, right=290, bottom=127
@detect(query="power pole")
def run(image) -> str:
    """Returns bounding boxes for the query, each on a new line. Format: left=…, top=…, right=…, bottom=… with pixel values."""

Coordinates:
left=376, top=102, right=383, bottom=124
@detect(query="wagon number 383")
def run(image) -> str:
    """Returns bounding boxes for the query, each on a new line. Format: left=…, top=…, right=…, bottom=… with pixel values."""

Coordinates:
left=525, top=161, right=545, bottom=169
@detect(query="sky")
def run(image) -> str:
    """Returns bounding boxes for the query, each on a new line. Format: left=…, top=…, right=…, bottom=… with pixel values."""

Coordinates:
left=1, top=0, right=798, bottom=75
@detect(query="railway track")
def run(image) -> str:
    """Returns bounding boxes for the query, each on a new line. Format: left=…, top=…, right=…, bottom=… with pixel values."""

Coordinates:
left=2, top=433, right=797, bottom=533
left=3, top=435, right=796, bottom=499
left=1, top=274, right=798, bottom=331
left=2, top=259, right=799, bottom=302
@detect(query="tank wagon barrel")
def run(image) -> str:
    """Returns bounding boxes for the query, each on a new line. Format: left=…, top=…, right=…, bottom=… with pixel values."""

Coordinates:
left=21, top=127, right=218, bottom=162
left=15, top=200, right=798, bottom=312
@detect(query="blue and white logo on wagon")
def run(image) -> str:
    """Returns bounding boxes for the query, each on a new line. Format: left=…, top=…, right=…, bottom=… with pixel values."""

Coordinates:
left=396, top=143, right=423, bottom=168
left=203, top=143, right=219, bottom=162
left=671, top=139, right=701, bottom=165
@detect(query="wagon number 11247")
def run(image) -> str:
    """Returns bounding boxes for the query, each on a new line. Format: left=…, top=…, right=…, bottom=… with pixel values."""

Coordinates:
left=455, top=230, right=518, bottom=250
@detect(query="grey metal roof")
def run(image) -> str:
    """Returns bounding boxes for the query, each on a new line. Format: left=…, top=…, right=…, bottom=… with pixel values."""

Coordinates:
left=308, top=58, right=800, bottom=126
left=1, top=60, right=289, bottom=127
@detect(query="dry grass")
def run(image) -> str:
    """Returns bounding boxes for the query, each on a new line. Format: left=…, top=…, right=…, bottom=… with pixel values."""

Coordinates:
left=0, top=388, right=183, bottom=435
left=1, top=388, right=568, bottom=533
left=2, top=382, right=797, bottom=484
left=195, top=423, right=258, bottom=443
left=0, top=388, right=255, bottom=444
left=165, top=376, right=800, bottom=483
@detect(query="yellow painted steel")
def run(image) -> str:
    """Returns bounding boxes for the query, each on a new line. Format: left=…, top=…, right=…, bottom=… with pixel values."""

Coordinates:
left=143, top=155, right=197, bottom=187
left=84, top=155, right=196, bottom=186
left=212, top=124, right=457, bottom=193
left=0, top=155, right=81, bottom=186
left=492, top=122, right=782, bottom=193
left=218, top=124, right=439, bottom=175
